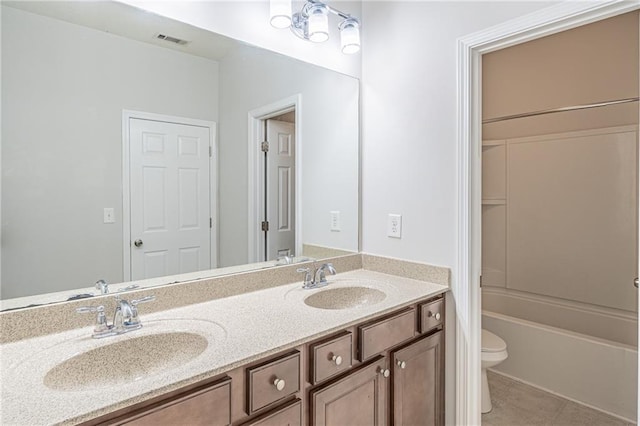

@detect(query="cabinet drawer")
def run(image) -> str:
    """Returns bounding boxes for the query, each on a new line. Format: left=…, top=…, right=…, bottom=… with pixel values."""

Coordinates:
left=114, top=377, right=231, bottom=426
left=247, top=351, right=300, bottom=414
left=358, top=309, right=416, bottom=361
left=419, top=298, right=444, bottom=333
left=310, top=332, right=353, bottom=384
left=242, top=399, right=302, bottom=426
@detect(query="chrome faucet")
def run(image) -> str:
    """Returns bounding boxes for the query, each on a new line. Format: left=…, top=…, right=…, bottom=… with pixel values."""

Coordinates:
left=277, top=254, right=293, bottom=265
left=113, top=297, right=135, bottom=332
left=95, top=279, right=109, bottom=294
left=76, top=295, right=155, bottom=338
left=297, top=263, right=337, bottom=289
left=314, top=263, right=337, bottom=285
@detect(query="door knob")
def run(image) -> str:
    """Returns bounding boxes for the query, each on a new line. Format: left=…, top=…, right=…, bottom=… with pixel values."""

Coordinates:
left=634, top=278, right=639, bottom=289
left=134, top=239, right=143, bottom=247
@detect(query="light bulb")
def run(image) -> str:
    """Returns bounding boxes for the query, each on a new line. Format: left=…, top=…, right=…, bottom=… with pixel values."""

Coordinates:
left=340, top=19, right=360, bottom=54
left=308, top=4, right=329, bottom=43
left=270, top=0, right=292, bottom=29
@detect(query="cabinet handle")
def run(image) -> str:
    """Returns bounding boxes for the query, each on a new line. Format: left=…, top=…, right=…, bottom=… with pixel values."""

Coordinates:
left=273, top=378, right=286, bottom=391
left=331, top=355, right=343, bottom=366
left=377, top=367, right=390, bottom=378
left=428, top=311, right=441, bottom=321
left=396, top=360, right=407, bottom=369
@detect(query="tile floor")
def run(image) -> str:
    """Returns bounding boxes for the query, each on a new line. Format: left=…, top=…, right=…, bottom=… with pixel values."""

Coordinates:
left=482, top=371, right=635, bottom=426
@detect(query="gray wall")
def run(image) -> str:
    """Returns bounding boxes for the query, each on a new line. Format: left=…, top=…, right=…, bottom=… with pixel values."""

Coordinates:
left=218, top=45, right=359, bottom=267
left=1, top=6, right=219, bottom=298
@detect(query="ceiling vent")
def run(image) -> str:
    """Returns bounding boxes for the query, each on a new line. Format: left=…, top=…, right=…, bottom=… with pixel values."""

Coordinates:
left=156, top=34, right=189, bottom=45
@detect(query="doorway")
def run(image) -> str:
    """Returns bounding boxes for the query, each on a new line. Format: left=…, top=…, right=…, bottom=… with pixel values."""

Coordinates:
left=262, top=115, right=296, bottom=262
left=454, top=2, right=640, bottom=425
left=122, top=110, right=217, bottom=280
left=247, top=95, right=302, bottom=264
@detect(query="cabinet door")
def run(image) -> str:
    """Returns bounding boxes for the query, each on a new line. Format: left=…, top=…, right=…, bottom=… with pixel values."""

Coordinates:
left=310, top=356, right=388, bottom=426
left=243, top=399, right=302, bottom=426
left=391, top=331, right=444, bottom=426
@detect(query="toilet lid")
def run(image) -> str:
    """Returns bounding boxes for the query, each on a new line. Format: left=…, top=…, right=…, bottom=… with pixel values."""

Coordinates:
left=482, top=329, right=506, bottom=352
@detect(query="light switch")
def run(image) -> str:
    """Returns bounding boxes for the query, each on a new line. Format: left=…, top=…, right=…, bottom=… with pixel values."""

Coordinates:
left=104, top=208, right=115, bottom=224
left=330, top=211, right=341, bottom=231
left=387, top=214, right=402, bottom=238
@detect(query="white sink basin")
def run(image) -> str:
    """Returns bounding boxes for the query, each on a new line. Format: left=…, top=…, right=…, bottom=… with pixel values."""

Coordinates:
left=44, top=332, right=207, bottom=391
left=5, top=318, right=227, bottom=394
left=304, top=286, right=387, bottom=310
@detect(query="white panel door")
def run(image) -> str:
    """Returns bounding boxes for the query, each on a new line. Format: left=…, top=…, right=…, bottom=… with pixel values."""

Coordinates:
left=266, top=120, right=295, bottom=261
left=129, top=118, right=211, bottom=280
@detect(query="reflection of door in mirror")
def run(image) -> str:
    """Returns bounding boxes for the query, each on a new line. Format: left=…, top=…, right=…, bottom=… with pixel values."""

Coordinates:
left=125, top=113, right=217, bottom=280
left=263, top=118, right=296, bottom=261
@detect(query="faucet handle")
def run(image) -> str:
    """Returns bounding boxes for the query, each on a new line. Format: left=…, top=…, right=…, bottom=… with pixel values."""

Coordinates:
left=297, top=268, right=314, bottom=288
left=76, top=305, right=110, bottom=335
left=128, top=295, right=155, bottom=326
left=117, top=284, right=140, bottom=293
left=131, top=295, right=156, bottom=305
left=76, top=305, right=104, bottom=314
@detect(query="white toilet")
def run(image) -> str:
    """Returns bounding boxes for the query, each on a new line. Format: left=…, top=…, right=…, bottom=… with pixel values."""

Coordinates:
left=481, top=329, right=508, bottom=414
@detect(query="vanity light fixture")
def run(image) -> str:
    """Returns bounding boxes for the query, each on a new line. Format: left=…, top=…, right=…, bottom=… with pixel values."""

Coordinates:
left=270, top=0, right=293, bottom=29
left=269, top=0, right=361, bottom=54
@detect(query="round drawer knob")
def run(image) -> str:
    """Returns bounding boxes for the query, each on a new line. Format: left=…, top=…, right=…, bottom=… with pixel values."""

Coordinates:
left=396, top=360, right=407, bottom=369
left=378, top=368, right=390, bottom=378
left=332, top=355, right=343, bottom=366
left=273, top=378, right=286, bottom=391
left=429, top=311, right=441, bottom=321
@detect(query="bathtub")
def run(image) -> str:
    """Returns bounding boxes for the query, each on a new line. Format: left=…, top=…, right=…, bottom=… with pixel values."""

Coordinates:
left=483, top=310, right=638, bottom=422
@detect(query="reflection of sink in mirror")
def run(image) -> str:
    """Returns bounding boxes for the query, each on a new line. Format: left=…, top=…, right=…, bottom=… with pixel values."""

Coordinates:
left=304, top=287, right=387, bottom=310
left=44, top=332, right=207, bottom=391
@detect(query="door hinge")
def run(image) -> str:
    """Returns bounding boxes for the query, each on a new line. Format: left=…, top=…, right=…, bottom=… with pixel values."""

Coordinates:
left=209, top=146, right=212, bottom=157
left=479, top=275, right=483, bottom=287
left=210, top=218, right=212, bottom=228
left=261, top=221, right=269, bottom=232
left=261, top=141, right=269, bottom=153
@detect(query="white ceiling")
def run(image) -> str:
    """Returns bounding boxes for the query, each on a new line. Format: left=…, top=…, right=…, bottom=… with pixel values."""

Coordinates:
left=3, top=0, right=241, bottom=61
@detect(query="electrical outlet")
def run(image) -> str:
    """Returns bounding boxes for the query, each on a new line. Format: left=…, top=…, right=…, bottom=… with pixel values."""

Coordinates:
left=387, top=214, right=402, bottom=238
left=330, top=211, right=341, bottom=231
left=104, top=208, right=115, bottom=224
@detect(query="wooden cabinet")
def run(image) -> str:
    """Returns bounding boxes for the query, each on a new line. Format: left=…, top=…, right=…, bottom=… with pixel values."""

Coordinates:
left=310, top=295, right=445, bottom=426
left=242, top=399, right=302, bottom=426
left=391, top=331, right=444, bottom=426
left=246, top=351, right=301, bottom=414
left=309, top=331, right=353, bottom=384
left=310, top=357, right=388, bottom=426
left=358, top=308, right=417, bottom=361
left=88, top=293, right=446, bottom=426
left=103, top=377, right=232, bottom=426
left=419, top=299, right=444, bottom=333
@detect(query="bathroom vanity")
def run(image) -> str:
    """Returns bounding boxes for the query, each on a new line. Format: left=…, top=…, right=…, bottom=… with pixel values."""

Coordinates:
left=84, top=295, right=445, bottom=426
left=0, top=266, right=448, bottom=426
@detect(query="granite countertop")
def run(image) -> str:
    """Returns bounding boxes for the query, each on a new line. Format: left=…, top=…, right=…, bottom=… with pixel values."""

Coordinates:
left=0, top=269, right=448, bottom=425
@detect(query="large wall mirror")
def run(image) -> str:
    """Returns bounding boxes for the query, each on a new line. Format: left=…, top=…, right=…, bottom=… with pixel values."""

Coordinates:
left=1, top=1, right=360, bottom=309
